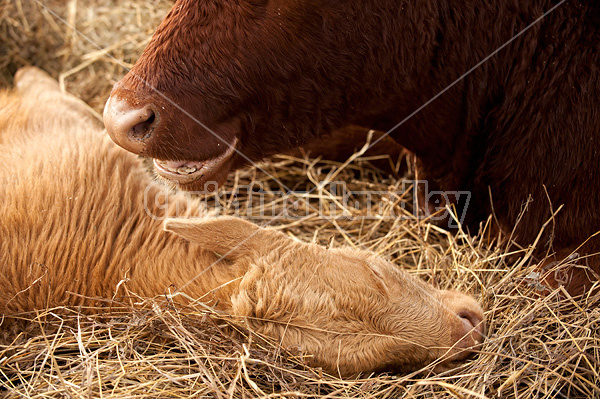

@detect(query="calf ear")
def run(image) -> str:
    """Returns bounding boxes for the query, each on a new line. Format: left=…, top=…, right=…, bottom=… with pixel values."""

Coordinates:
left=14, top=67, right=60, bottom=94
left=164, top=216, right=266, bottom=259
left=14, top=67, right=101, bottom=125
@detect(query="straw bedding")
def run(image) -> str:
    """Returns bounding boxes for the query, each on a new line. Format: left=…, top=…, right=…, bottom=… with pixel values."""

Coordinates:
left=0, top=1, right=598, bottom=397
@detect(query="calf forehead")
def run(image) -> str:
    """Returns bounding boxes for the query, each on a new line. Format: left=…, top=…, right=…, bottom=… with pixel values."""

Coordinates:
left=238, top=247, right=423, bottom=318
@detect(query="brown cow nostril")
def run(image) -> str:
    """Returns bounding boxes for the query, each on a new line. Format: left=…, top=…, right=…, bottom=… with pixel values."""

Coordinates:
left=130, top=109, right=156, bottom=141
left=104, top=96, right=161, bottom=155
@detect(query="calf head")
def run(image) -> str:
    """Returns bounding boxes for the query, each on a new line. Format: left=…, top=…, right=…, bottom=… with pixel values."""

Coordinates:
left=103, top=0, right=409, bottom=190
left=165, top=217, right=485, bottom=376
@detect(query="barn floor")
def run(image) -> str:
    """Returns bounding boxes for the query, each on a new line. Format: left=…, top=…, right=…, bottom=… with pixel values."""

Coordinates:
left=0, top=1, right=598, bottom=398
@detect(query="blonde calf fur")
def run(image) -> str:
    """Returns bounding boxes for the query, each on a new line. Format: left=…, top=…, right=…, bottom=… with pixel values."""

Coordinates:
left=0, top=67, right=484, bottom=377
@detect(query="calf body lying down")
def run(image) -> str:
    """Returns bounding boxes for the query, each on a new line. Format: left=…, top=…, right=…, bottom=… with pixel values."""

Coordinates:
left=0, top=68, right=484, bottom=376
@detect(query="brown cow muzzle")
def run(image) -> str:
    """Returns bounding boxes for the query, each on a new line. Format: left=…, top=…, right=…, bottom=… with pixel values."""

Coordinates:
left=103, top=92, right=159, bottom=156
left=103, top=87, right=240, bottom=189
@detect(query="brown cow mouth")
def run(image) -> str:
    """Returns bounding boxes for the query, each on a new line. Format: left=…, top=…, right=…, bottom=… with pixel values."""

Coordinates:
left=152, top=139, right=238, bottom=186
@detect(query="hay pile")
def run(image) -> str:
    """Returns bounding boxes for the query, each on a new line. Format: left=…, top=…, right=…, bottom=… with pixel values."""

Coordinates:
left=1, top=1, right=599, bottom=397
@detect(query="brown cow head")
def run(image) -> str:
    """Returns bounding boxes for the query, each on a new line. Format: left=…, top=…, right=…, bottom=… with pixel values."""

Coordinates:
left=165, top=217, right=486, bottom=376
left=103, top=0, right=408, bottom=190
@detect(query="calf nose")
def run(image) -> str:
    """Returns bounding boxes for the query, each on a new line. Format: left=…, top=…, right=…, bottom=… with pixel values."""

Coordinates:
left=439, top=291, right=486, bottom=363
left=103, top=95, right=158, bottom=155
left=455, top=307, right=485, bottom=348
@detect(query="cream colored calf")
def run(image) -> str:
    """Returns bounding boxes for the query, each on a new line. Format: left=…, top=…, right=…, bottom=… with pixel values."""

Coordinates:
left=0, top=68, right=484, bottom=376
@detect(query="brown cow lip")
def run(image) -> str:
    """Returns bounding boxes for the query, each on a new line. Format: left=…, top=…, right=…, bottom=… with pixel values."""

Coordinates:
left=154, top=160, right=204, bottom=175
left=152, top=139, right=238, bottom=185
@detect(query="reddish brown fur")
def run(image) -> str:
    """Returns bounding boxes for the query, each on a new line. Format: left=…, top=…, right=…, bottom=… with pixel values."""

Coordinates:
left=1, top=68, right=485, bottom=376
left=104, top=1, right=600, bottom=294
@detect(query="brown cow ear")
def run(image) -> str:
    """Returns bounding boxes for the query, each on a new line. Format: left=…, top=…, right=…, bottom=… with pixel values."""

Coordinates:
left=163, top=216, right=265, bottom=259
